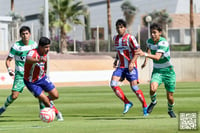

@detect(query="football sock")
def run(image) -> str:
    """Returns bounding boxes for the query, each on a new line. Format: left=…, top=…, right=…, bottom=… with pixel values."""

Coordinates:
left=135, top=89, right=147, bottom=108
left=2, top=95, right=15, bottom=109
left=47, top=95, right=52, bottom=100
left=51, top=106, right=59, bottom=114
left=168, top=102, right=175, bottom=111
left=151, top=93, right=157, bottom=104
left=39, top=99, right=45, bottom=110
left=112, top=86, right=130, bottom=104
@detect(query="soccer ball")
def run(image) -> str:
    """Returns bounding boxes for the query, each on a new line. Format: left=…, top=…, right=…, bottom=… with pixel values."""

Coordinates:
left=40, top=107, right=55, bottom=123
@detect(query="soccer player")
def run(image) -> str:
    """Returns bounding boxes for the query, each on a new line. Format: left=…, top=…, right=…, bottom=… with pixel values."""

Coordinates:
left=136, top=23, right=176, bottom=118
left=23, top=36, right=63, bottom=121
left=0, top=26, right=38, bottom=115
left=110, top=19, right=148, bottom=116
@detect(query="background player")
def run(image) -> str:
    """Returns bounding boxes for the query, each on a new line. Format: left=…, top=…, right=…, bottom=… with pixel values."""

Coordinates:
left=23, top=36, right=63, bottom=121
left=0, top=26, right=38, bottom=115
left=110, top=19, right=148, bottom=116
left=136, top=23, right=176, bottom=118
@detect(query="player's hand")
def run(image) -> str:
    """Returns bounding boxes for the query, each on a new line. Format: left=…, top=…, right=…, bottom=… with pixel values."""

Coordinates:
left=135, top=49, right=145, bottom=56
left=39, top=56, right=47, bottom=62
left=128, top=62, right=134, bottom=72
left=141, top=63, right=146, bottom=69
left=8, top=68, right=15, bottom=76
left=113, top=60, right=117, bottom=68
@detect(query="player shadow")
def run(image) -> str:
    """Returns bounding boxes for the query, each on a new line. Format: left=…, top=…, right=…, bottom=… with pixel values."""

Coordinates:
left=86, top=116, right=167, bottom=121
left=0, top=115, right=41, bottom=122
left=66, top=114, right=167, bottom=120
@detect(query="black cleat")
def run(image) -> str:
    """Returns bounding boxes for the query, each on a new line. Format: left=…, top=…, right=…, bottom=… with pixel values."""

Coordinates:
left=168, top=111, right=176, bottom=118
left=147, top=102, right=157, bottom=113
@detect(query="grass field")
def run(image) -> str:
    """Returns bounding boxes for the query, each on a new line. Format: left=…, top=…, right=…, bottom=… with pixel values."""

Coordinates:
left=0, top=82, right=199, bottom=133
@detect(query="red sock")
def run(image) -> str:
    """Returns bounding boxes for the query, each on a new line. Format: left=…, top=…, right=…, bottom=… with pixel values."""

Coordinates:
left=51, top=106, right=59, bottom=114
left=112, top=86, right=129, bottom=104
left=135, top=89, right=147, bottom=108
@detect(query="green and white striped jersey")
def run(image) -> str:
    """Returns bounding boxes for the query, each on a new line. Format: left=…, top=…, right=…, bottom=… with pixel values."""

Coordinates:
left=146, top=37, right=172, bottom=69
left=8, top=40, right=38, bottom=78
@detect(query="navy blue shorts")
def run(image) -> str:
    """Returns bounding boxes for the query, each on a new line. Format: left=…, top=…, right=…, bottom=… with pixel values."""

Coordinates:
left=24, top=75, right=55, bottom=97
left=112, top=67, right=138, bottom=82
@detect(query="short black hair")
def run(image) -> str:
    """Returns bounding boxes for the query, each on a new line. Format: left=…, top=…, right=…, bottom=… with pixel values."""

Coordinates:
left=116, top=19, right=126, bottom=27
left=39, top=37, right=51, bottom=46
left=19, top=26, right=31, bottom=34
left=150, top=23, right=162, bottom=32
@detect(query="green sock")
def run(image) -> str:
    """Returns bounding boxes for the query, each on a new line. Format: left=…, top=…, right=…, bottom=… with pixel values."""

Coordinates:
left=39, top=100, right=45, bottom=110
left=168, top=102, right=175, bottom=111
left=3, top=95, right=15, bottom=109
left=151, top=93, right=157, bottom=104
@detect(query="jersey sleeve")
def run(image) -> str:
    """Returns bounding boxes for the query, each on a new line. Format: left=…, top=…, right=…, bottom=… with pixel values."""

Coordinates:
left=157, top=41, right=169, bottom=53
left=146, top=39, right=150, bottom=48
left=27, top=50, right=38, bottom=59
left=129, top=35, right=140, bottom=50
left=8, top=44, right=16, bottom=58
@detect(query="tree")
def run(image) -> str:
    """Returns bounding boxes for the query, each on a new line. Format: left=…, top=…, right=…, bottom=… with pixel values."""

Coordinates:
left=107, top=0, right=112, bottom=52
left=143, top=9, right=172, bottom=38
left=83, top=5, right=91, bottom=40
left=11, top=0, right=14, bottom=11
left=138, top=9, right=172, bottom=51
left=121, top=0, right=136, bottom=34
left=49, top=0, right=85, bottom=53
left=190, top=0, right=196, bottom=52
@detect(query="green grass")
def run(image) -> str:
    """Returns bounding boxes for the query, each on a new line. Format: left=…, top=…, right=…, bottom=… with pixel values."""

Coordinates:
left=0, top=82, right=199, bottom=133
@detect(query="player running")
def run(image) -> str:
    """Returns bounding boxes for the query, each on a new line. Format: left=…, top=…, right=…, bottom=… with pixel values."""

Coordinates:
left=0, top=26, right=38, bottom=115
left=23, top=37, right=64, bottom=121
left=110, top=19, right=148, bottom=116
left=136, top=23, right=176, bottom=118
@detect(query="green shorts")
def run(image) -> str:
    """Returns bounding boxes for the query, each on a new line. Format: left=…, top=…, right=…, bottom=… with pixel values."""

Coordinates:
left=12, top=77, right=25, bottom=93
left=151, top=66, right=176, bottom=92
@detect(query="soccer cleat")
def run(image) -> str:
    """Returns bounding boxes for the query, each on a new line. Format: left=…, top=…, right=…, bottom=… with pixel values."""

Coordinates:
left=0, top=107, right=6, bottom=115
left=143, top=107, right=149, bottom=116
left=147, top=102, right=157, bottom=113
left=56, top=112, right=64, bottom=121
left=123, top=102, right=133, bottom=114
left=168, top=111, right=176, bottom=118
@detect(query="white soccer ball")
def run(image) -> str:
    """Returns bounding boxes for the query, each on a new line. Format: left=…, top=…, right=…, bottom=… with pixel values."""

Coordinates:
left=40, top=107, right=55, bottom=123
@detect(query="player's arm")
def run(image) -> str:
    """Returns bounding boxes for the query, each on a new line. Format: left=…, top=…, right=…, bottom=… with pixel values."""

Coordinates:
left=128, top=35, right=139, bottom=72
left=113, top=53, right=118, bottom=68
left=26, top=56, right=47, bottom=63
left=26, top=51, right=47, bottom=64
left=5, top=56, right=15, bottom=76
left=129, top=50, right=139, bottom=72
left=141, top=48, right=150, bottom=69
left=136, top=49, right=162, bottom=61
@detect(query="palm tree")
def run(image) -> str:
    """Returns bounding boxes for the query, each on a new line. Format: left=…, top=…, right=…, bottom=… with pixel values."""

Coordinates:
left=121, top=0, right=136, bottom=34
left=190, top=0, right=196, bottom=51
left=49, top=0, right=85, bottom=53
left=11, top=0, right=14, bottom=11
left=83, top=5, right=91, bottom=40
left=107, top=0, right=112, bottom=52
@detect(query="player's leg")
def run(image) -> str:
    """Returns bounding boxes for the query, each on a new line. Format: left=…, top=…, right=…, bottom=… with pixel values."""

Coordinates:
left=37, top=92, right=51, bottom=107
left=147, top=70, right=162, bottom=114
left=0, top=78, right=24, bottom=115
left=47, top=88, right=63, bottom=121
left=128, top=68, right=148, bottom=116
left=167, top=92, right=176, bottom=118
left=110, top=68, right=132, bottom=114
left=147, top=82, right=158, bottom=113
left=42, top=76, right=63, bottom=121
left=110, top=77, right=132, bottom=114
left=164, top=67, right=176, bottom=118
